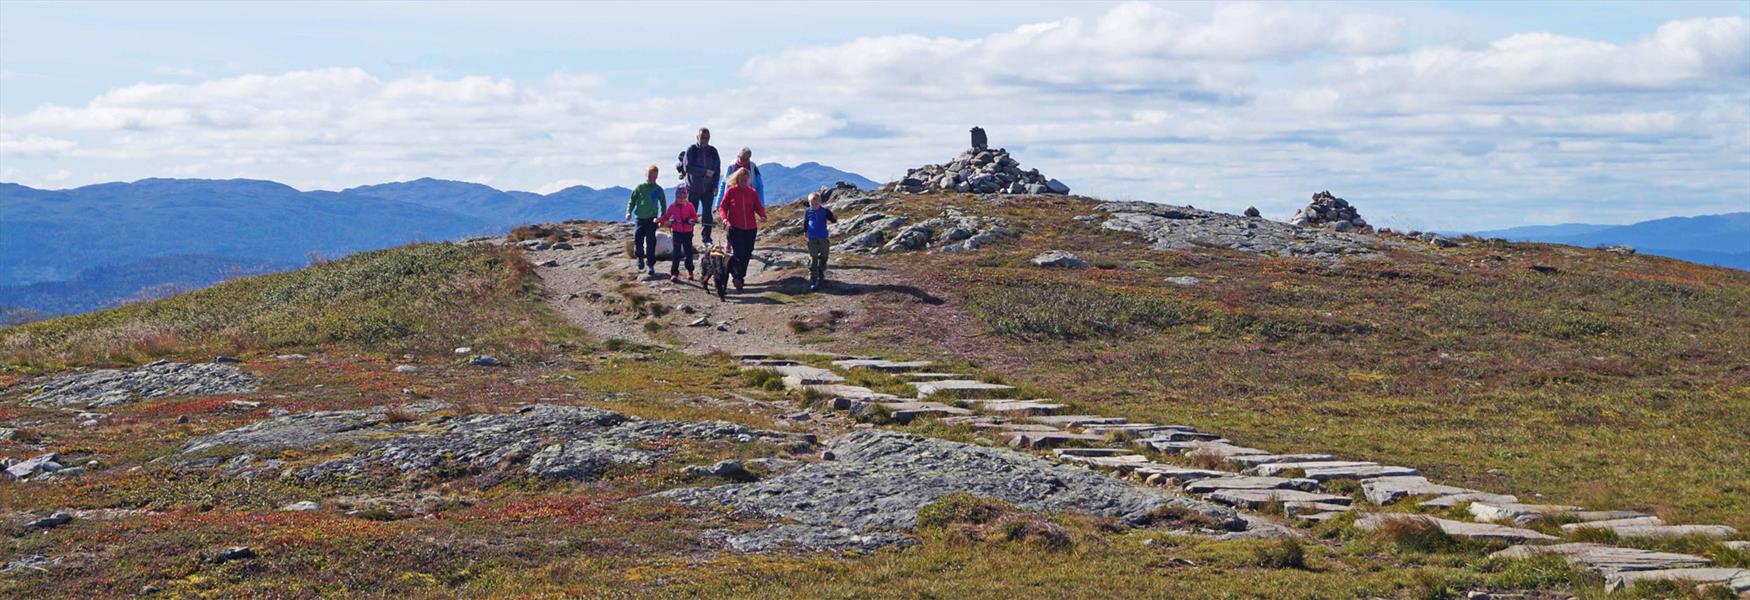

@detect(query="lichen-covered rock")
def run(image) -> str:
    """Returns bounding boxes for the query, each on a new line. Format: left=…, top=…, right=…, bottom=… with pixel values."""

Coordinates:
left=1031, top=250, right=1089, bottom=268
left=1098, top=201, right=1407, bottom=259
left=26, top=361, right=259, bottom=408
left=664, top=430, right=1238, bottom=551
left=883, top=147, right=1068, bottom=196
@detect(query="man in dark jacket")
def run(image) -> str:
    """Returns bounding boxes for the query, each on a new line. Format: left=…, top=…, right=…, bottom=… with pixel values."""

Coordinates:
left=681, top=128, right=721, bottom=246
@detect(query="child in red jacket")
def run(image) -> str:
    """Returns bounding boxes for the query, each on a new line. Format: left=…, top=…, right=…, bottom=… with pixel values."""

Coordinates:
left=656, top=188, right=700, bottom=282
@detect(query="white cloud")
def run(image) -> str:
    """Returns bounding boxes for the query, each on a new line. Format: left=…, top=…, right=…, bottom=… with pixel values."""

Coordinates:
left=0, top=134, right=76, bottom=157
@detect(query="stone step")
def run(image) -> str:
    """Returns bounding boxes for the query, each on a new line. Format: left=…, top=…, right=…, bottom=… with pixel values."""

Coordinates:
left=1417, top=492, right=1519, bottom=510
left=1052, top=448, right=1135, bottom=457
left=970, top=422, right=1061, bottom=433
left=831, top=359, right=935, bottom=373
left=1061, top=454, right=1152, bottom=469
left=1027, top=415, right=1127, bottom=428
left=1468, top=502, right=1648, bottom=526
left=1133, top=464, right=1230, bottom=485
left=1299, top=464, right=1421, bottom=482
left=1355, top=514, right=1557, bottom=543
left=1293, top=511, right=1349, bottom=524
left=1360, top=477, right=1479, bottom=506
left=1184, top=476, right=1319, bottom=494
left=1248, top=460, right=1379, bottom=477
left=1559, top=516, right=1665, bottom=534
left=1137, top=440, right=1265, bottom=457
left=740, top=359, right=802, bottom=367
left=911, top=380, right=1017, bottom=399
left=1494, top=542, right=1711, bottom=575
left=748, top=365, right=845, bottom=389
left=1594, top=524, right=1739, bottom=540
left=1226, top=454, right=1338, bottom=468
left=847, top=400, right=972, bottom=424
left=1606, top=568, right=1750, bottom=594
left=965, top=399, right=1066, bottom=416
left=1079, top=423, right=1193, bottom=437
left=902, top=372, right=971, bottom=381
left=1005, top=431, right=1106, bottom=449
left=1207, top=489, right=1353, bottom=510
left=1285, top=501, right=1354, bottom=518
left=1136, top=430, right=1224, bottom=443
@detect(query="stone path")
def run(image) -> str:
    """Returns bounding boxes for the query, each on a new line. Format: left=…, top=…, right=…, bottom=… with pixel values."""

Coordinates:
left=740, top=354, right=1749, bottom=596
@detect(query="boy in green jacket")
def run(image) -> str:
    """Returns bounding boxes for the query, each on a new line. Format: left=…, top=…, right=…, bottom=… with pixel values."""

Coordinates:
left=627, top=165, right=667, bottom=276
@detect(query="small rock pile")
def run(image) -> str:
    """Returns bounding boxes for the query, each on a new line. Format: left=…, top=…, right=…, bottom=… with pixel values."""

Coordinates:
left=885, top=145, right=1069, bottom=196
left=25, top=360, right=260, bottom=409
left=1289, top=191, right=1369, bottom=232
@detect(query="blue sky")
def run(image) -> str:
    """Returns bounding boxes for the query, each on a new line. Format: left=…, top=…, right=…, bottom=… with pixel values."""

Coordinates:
left=2, top=1, right=1747, bottom=230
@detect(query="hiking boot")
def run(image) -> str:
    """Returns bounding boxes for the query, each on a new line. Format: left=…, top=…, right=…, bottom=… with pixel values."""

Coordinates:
left=669, top=274, right=680, bottom=283
left=733, top=279, right=745, bottom=291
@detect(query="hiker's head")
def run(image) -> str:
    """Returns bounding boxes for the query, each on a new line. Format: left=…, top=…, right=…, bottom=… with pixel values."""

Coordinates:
left=737, top=147, right=752, bottom=164
left=676, top=187, right=691, bottom=204
left=697, top=128, right=710, bottom=145
left=807, top=192, right=822, bottom=208
left=645, top=165, right=658, bottom=183
left=728, top=166, right=751, bottom=189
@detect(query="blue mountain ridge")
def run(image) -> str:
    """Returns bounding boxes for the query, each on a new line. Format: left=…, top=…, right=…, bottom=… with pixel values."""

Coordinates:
left=0, top=162, right=878, bottom=319
left=1466, top=212, right=1749, bottom=270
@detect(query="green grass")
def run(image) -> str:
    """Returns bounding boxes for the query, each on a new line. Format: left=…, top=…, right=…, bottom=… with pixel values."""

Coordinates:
left=2, top=243, right=574, bottom=372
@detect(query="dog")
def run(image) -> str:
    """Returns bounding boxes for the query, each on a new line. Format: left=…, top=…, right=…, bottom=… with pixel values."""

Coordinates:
left=699, top=242, right=732, bottom=300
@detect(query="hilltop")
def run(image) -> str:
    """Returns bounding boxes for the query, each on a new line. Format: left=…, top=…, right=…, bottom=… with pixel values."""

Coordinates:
left=0, top=162, right=875, bottom=320
left=2, top=144, right=1748, bottom=599
left=1468, top=213, right=1750, bottom=271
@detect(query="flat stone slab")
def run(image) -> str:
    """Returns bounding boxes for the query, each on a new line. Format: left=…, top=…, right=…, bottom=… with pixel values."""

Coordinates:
left=749, top=365, right=844, bottom=388
left=1301, top=464, right=1421, bottom=482
left=1494, top=543, right=1711, bottom=574
left=967, top=400, right=1066, bottom=416
left=910, top=380, right=1016, bottom=399
left=1418, top=492, right=1520, bottom=509
left=847, top=400, right=971, bottom=424
left=1226, top=454, right=1337, bottom=468
left=902, top=372, right=970, bottom=381
left=1249, top=461, right=1379, bottom=477
left=970, top=422, right=1060, bottom=433
left=740, top=359, right=801, bottom=367
left=1079, top=424, right=1193, bottom=437
left=1138, top=440, right=1265, bottom=457
left=1560, top=516, right=1666, bottom=534
left=1062, top=454, right=1152, bottom=469
left=1208, top=489, right=1353, bottom=509
left=831, top=359, right=935, bottom=373
left=1053, top=448, right=1135, bottom=457
left=1185, top=476, right=1319, bottom=494
left=1135, top=465, right=1230, bottom=485
left=1136, top=430, right=1224, bottom=443
left=1607, top=568, right=1750, bottom=594
left=1027, top=415, right=1127, bottom=428
left=1006, top=431, right=1106, bottom=449
left=1604, top=524, right=1738, bottom=539
left=1356, top=514, right=1557, bottom=543
left=1467, top=502, right=1646, bottom=525
left=1286, top=501, right=1354, bottom=517
left=1360, top=476, right=1476, bottom=505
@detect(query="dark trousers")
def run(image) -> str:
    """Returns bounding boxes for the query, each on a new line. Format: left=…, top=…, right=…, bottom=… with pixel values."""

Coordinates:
left=670, top=231, right=696, bottom=275
left=694, top=195, right=716, bottom=245
left=807, top=237, right=830, bottom=283
left=727, top=227, right=756, bottom=282
left=634, top=219, right=657, bottom=266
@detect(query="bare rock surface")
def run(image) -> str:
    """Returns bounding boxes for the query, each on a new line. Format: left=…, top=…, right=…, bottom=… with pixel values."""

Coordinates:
left=25, top=360, right=259, bottom=408
left=181, top=403, right=795, bottom=483
left=1097, top=201, right=1404, bottom=259
left=665, top=430, right=1239, bottom=551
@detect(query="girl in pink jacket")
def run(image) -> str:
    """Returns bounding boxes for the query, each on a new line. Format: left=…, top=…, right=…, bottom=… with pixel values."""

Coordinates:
left=655, top=187, right=700, bottom=282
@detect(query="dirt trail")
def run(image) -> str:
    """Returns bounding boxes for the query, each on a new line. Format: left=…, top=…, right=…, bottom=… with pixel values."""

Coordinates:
left=519, top=221, right=913, bottom=356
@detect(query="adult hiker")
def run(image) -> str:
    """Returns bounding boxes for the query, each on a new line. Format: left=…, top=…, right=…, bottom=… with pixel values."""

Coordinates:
left=716, top=166, right=766, bottom=292
left=680, top=128, right=721, bottom=246
left=802, top=192, right=837, bottom=291
left=626, top=165, right=667, bottom=276
left=718, top=146, right=764, bottom=207
left=655, top=188, right=699, bottom=282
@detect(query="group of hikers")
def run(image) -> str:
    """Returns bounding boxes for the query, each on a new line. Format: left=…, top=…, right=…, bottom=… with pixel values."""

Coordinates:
left=625, top=128, right=838, bottom=294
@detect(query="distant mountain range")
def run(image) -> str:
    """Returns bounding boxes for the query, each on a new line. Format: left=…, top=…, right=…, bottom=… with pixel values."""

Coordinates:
left=0, top=162, right=877, bottom=321
left=1466, top=212, right=1749, bottom=270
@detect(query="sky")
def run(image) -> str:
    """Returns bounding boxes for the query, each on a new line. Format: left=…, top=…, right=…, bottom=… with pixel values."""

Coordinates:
left=1, top=1, right=1747, bottom=231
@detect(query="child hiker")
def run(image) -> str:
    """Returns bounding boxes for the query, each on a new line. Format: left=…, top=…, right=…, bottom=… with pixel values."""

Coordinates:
left=626, top=165, right=667, bottom=276
left=803, top=192, right=837, bottom=291
left=656, top=187, right=699, bottom=282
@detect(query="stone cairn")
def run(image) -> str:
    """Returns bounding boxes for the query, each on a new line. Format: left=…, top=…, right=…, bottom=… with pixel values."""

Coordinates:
left=884, top=128, right=1070, bottom=196
left=1289, top=191, right=1370, bottom=232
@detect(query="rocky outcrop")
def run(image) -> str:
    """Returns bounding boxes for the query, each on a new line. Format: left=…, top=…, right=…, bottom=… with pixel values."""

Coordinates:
left=180, top=403, right=799, bottom=483
left=25, top=360, right=259, bottom=408
left=664, top=430, right=1238, bottom=551
left=1099, top=201, right=1400, bottom=259
left=885, top=147, right=1068, bottom=196
left=1031, top=251, right=1089, bottom=269
left=1289, top=191, right=1369, bottom=232
left=823, top=206, right=1014, bottom=255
